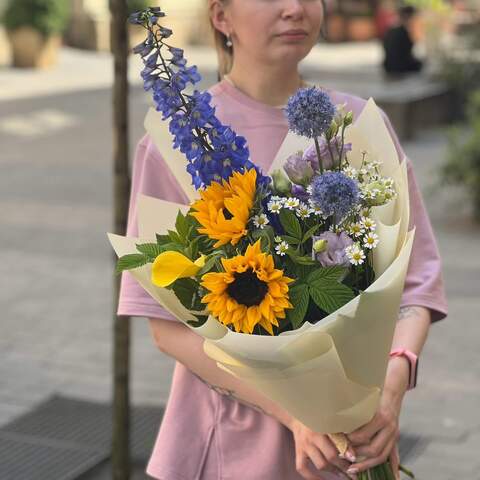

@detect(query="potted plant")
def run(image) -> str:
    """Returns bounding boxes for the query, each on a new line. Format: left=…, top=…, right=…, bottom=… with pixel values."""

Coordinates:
left=346, top=11, right=378, bottom=41
left=3, top=0, right=70, bottom=68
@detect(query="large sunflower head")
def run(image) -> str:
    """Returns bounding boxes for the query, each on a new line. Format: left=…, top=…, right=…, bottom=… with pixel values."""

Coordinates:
left=190, top=168, right=257, bottom=248
left=200, top=240, right=294, bottom=335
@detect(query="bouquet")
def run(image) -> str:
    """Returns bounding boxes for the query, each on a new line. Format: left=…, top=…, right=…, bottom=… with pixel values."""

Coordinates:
left=109, top=7, right=415, bottom=479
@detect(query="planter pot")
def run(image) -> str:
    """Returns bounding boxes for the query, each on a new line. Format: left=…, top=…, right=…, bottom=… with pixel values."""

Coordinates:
left=7, top=27, right=61, bottom=68
left=326, top=14, right=347, bottom=43
left=346, top=17, right=377, bottom=42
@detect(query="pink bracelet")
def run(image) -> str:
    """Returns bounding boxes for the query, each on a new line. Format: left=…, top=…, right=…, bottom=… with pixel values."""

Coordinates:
left=389, top=348, right=418, bottom=390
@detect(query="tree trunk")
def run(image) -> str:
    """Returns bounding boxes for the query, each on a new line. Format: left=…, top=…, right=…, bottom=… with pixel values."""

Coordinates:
left=109, top=1, right=131, bottom=479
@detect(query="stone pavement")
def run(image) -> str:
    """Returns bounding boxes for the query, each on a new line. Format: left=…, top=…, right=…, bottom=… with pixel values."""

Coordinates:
left=1, top=44, right=479, bottom=479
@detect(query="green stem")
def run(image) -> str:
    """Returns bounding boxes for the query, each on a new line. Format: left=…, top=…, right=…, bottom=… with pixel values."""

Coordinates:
left=339, top=123, right=347, bottom=171
left=314, top=137, right=324, bottom=174
left=399, top=464, right=416, bottom=478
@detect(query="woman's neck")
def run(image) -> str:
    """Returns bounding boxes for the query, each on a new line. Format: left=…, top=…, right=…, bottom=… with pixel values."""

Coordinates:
left=226, top=61, right=305, bottom=108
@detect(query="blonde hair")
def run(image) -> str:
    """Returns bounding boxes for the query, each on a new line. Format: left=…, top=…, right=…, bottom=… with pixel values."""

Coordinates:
left=208, top=0, right=233, bottom=78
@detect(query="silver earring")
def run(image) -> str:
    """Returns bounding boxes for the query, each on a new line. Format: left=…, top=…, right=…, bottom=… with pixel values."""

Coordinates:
left=226, top=35, right=233, bottom=48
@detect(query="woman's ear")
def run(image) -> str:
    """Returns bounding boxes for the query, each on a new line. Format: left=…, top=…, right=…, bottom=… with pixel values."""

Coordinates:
left=209, top=0, right=231, bottom=38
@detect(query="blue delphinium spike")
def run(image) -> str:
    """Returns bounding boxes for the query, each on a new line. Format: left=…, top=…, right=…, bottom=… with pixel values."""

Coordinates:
left=129, top=8, right=270, bottom=189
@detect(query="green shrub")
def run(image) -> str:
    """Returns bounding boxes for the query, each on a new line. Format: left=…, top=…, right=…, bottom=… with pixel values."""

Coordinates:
left=441, top=90, right=480, bottom=222
left=2, top=0, right=70, bottom=36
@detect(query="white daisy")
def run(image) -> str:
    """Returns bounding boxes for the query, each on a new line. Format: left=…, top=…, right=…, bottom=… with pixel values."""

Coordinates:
left=360, top=207, right=371, bottom=217
left=363, top=232, right=379, bottom=249
left=284, top=197, right=300, bottom=210
left=343, top=166, right=358, bottom=179
left=349, top=222, right=365, bottom=237
left=296, top=203, right=313, bottom=219
left=253, top=214, right=269, bottom=229
left=275, top=241, right=289, bottom=256
left=267, top=199, right=283, bottom=214
left=308, top=199, right=325, bottom=217
left=360, top=216, right=376, bottom=231
left=345, top=244, right=366, bottom=265
left=306, top=185, right=313, bottom=195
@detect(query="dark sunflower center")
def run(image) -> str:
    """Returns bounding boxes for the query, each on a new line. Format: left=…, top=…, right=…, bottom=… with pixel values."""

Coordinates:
left=227, top=269, right=268, bottom=307
left=223, top=208, right=234, bottom=220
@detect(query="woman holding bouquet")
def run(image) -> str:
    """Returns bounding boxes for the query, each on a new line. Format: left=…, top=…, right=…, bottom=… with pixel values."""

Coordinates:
left=118, top=1, right=447, bottom=479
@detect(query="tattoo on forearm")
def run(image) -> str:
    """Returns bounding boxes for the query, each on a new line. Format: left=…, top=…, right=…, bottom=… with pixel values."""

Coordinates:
left=192, top=373, right=267, bottom=415
left=398, top=306, right=422, bottom=320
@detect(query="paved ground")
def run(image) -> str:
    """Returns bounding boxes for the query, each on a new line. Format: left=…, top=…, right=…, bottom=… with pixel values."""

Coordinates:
left=1, top=44, right=479, bottom=479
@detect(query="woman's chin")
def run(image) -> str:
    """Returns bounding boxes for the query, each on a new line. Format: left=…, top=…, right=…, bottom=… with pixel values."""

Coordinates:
left=272, top=45, right=312, bottom=65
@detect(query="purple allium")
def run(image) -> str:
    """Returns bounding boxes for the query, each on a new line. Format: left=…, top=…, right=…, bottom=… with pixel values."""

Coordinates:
left=285, top=87, right=335, bottom=139
left=313, top=232, right=354, bottom=267
left=283, top=151, right=314, bottom=186
left=311, top=172, right=359, bottom=220
left=303, top=138, right=353, bottom=172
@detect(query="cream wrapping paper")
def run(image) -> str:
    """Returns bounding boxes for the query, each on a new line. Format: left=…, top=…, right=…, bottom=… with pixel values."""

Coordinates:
left=108, top=98, right=415, bottom=434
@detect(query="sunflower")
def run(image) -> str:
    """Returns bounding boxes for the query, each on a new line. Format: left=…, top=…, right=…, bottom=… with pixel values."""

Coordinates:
left=190, top=168, right=257, bottom=247
left=200, top=240, right=294, bottom=335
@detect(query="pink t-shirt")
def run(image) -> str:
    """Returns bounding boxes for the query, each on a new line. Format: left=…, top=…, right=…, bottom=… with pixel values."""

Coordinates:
left=117, top=80, right=448, bottom=480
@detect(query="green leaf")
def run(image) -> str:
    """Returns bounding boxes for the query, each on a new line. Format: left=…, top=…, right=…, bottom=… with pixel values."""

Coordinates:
left=171, top=278, right=203, bottom=311
left=197, top=254, right=222, bottom=277
left=307, top=266, right=346, bottom=284
left=279, top=209, right=302, bottom=239
left=156, top=233, right=171, bottom=245
left=135, top=242, right=163, bottom=259
left=286, top=284, right=310, bottom=329
left=287, top=250, right=317, bottom=266
left=282, top=235, right=301, bottom=245
left=302, top=224, right=320, bottom=243
left=309, top=280, right=355, bottom=313
left=175, top=210, right=190, bottom=240
left=168, top=229, right=183, bottom=245
left=115, top=254, right=149, bottom=274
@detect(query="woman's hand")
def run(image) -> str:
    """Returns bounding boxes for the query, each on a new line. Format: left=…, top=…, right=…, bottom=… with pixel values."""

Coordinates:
left=290, top=419, right=357, bottom=480
left=345, top=398, right=401, bottom=476
left=345, top=356, right=409, bottom=477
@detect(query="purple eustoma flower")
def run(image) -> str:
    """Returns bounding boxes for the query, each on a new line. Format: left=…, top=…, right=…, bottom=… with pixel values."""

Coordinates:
left=283, top=151, right=314, bottom=186
left=303, top=138, right=353, bottom=172
left=313, top=232, right=353, bottom=267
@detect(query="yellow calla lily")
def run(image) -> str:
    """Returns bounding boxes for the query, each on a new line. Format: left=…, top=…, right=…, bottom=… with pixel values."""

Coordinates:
left=151, top=251, right=206, bottom=287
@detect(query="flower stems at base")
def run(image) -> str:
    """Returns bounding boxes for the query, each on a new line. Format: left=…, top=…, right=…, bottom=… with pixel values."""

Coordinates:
left=356, top=461, right=415, bottom=480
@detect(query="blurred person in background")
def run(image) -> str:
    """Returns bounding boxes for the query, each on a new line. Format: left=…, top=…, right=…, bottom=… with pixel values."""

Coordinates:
left=382, top=5, right=424, bottom=76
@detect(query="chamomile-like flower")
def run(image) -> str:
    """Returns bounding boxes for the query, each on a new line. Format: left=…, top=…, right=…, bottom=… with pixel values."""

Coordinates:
left=253, top=213, right=269, bottom=229
left=360, top=216, right=376, bottom=231
left=267, top=199, right=283, bottom=214
left=363, top=232, right=379, bottom=249
left=345, top=244, right=366, bottom=265
left=284, top=197, right=300, bottom=210
left=349, top=222, right=365, bottom=237
left=296, top=203, right=313, bottom=219
left=275, top=241, right=289, bottom=256
left=343, top=166, right=358, bottom=179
